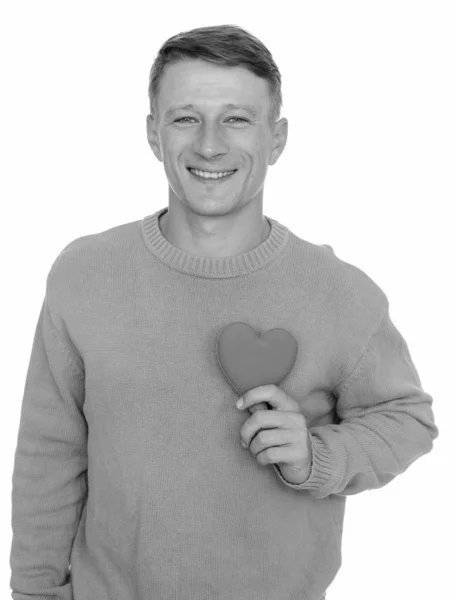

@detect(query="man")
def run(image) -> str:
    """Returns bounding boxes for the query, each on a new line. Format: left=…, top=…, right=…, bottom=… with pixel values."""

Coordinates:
left=10, top=24, right=438, bottom=600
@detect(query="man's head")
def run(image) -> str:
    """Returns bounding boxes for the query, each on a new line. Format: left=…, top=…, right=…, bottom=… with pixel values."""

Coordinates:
left=146, top=24, right=288, bottom=223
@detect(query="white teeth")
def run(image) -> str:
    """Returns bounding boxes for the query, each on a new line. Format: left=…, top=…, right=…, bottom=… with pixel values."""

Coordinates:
left=189, top=168, right=235, bottom=179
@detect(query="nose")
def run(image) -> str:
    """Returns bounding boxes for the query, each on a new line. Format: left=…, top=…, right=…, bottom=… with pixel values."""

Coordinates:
left=192, top=120, right=229, bottom=159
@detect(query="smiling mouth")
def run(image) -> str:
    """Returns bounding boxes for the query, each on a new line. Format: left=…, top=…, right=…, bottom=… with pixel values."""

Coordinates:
left=187, top=167, right=238, bottom=182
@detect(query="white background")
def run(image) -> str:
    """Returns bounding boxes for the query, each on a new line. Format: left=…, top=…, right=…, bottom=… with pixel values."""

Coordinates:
left=1, top=1, right=449, bottom=599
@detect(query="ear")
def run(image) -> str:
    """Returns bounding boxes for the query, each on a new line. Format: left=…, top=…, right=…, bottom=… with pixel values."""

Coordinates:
left=146, top=114, right=163, bottom=163
left=268, top=117, right=288, bottom=166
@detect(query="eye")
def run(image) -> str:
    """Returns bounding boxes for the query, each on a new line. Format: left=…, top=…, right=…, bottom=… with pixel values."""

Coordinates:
left=173, top=117, right=249, bottom=124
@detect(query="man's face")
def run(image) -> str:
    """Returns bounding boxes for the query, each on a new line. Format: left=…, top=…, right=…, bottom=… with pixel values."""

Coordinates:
left=146, top=58, right=287, bottom=218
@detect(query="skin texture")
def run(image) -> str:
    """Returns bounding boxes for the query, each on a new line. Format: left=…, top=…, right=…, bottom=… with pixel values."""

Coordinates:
left=146, top=58, right=288, bottom=258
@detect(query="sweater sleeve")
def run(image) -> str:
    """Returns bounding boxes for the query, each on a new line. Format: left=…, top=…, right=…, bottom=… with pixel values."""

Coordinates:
left=273, top=305, right=439, bottom=498
left=9, top=296, right=88, bottom=600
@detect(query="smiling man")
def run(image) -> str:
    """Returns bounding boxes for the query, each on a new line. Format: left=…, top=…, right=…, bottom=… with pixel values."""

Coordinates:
left=10, top=24, right=438, bottom=600
left=146, top=56, right=286, bottom=258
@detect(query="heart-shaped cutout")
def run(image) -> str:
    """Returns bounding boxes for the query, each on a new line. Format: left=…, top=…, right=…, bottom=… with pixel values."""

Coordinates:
left=216, top=322, right=298, bottom=396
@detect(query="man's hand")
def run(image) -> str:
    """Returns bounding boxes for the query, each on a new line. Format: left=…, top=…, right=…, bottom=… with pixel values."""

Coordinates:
left=236, top=384, right=312, bottom=485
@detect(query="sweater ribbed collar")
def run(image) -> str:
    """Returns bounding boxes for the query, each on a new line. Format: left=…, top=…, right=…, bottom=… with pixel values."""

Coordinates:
left=140, top=207, right=290, bottom=279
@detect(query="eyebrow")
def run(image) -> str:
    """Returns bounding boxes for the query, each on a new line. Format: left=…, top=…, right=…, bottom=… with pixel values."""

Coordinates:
left=165, top=103, right=259, bottom=118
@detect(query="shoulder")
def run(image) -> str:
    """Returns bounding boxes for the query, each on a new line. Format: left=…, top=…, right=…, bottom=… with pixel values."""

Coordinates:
left=45, top=218, right=141, bottom=304
left=48, top=219, right=139, bottom=277
left=289, top=233, right=388, bottom=337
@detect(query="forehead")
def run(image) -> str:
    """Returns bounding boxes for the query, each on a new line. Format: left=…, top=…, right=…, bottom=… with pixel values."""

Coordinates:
left=158, top=59, right=269, bottom=115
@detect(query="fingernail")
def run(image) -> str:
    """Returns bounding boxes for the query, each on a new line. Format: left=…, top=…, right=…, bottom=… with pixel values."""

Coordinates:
left=236, top=398, right=244, bottom=409
left=241, top=440, right=247, bottom=448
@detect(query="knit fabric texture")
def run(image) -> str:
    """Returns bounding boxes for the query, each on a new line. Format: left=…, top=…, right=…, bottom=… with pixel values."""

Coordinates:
left=10, top=207, right=439, bottom=600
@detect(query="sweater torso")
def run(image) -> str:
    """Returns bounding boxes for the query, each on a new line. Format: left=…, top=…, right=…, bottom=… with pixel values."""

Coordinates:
left=42, top=207, right=385, bottom=599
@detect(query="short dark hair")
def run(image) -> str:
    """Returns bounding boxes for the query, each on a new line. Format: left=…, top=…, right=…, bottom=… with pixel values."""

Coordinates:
left=148, top=24, right=283, bottom=130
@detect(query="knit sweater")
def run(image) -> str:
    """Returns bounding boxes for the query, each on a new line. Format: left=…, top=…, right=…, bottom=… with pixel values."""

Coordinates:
left=10, top=206, right=439, bottom=600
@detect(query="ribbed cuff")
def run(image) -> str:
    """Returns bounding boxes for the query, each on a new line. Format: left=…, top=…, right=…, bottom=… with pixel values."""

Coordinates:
left=273, top=431, right=333, bottom=494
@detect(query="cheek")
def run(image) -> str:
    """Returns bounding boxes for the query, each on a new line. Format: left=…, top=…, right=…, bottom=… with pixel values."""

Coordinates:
left=161, top=134, right=186, bottom=159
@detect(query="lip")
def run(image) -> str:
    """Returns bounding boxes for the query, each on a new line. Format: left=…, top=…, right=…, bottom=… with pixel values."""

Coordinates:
left=187, top=167, right=238, bottom=183
left=188, top=167, right=238, bottom=173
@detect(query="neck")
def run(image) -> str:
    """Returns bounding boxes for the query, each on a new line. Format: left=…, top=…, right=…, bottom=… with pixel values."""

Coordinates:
left=159, top=209, right=271, bottom=258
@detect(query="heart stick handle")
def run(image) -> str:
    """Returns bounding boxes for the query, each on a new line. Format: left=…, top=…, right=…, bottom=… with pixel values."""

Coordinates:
left=248, top=402, right=271, bottom=413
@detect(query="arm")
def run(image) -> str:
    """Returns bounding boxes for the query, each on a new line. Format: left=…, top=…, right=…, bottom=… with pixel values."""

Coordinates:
left=9, top=296, right=87, bottom=600
left=274, top=306, right=439, bottom=497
